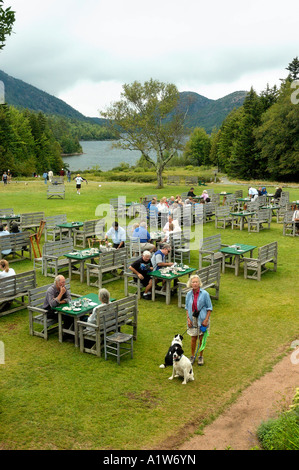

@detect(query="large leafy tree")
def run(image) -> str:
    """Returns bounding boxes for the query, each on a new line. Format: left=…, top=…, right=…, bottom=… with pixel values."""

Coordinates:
left=0, top=1, right=15, bottom=50
left=101, top=79, right=187, bottom=188
left=183, top=127, right=211, bottom=166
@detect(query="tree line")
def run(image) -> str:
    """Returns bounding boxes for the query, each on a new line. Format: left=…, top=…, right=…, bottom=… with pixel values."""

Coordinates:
left=182, top=58, right=299, bottom=182
left=0, top=105, right=116, bottom=176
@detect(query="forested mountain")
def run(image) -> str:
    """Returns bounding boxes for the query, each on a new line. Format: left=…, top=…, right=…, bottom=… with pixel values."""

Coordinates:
left=0, top=69, right=246, bottom=133
left=175, top=90, right=248, bottom=132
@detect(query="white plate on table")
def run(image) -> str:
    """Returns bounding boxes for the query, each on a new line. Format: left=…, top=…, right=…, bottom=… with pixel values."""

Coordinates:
left=73, top=307, right=81, bottom=311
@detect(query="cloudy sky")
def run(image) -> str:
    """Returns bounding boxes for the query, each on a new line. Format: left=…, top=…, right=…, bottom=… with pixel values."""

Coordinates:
left=1, top=0, right=298, bottom=116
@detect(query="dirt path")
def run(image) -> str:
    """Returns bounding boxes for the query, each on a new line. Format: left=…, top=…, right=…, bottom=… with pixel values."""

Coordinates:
left=177, top=349, right=299, bottom=450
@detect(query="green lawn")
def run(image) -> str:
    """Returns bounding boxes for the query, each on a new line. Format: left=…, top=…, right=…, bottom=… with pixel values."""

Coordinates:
left=0, top=179, right=298, bottom=450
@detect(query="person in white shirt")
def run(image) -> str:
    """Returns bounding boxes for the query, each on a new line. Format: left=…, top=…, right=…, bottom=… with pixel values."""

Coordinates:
left=292, top=210, right=299, bottom=233
left=0, top=259, right=16, bottom=277
left=73, top=174, right=87, bottom=194
left=105, top=221, right=126, bottom=249
left=87, top=288, right=110, bottom=330
left=248, top=186, right=259, bottom=201
left=0, top=224, right=11, bottom=255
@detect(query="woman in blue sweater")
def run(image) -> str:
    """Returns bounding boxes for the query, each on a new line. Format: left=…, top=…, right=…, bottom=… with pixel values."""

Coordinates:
left=185, top=275, right=212, bottom=366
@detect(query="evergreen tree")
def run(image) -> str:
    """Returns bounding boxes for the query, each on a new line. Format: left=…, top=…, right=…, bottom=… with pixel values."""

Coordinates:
left=183, top=127, right=211, bottom=166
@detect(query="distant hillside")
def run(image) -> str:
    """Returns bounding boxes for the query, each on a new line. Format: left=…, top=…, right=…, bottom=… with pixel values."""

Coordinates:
left=0, top=69, right=247, bottom=132
left=0, top=69, right=91, bottom=122
left=176, top=90, right=248, bottom=133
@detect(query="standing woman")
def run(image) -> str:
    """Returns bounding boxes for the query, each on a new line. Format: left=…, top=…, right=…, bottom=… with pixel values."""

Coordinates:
left=73, top=174, right=87, bottom=195
left=185, top=275, right=212, bottom=366
left=0, top=259, right=16, bottom=277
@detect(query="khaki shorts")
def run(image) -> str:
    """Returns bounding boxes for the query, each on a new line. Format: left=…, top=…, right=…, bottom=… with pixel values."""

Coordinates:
left=187, top=317, right=210, bottom=337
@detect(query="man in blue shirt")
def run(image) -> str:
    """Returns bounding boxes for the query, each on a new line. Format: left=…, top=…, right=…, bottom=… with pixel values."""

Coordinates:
left=132, top=222, right=155, bottom=252
left=151, top=244, right=173, bottom=271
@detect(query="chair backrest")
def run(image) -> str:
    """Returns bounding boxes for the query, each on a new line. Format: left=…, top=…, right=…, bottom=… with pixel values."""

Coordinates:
left=284, top=211, right=295, bottom=223
left=0, top=270, right=36, bottom=299
left=0, top=232, right=30, bottom=252
left=234, top=190, right=243, bottom=198
left=45, top=214, right=67, bottom=229
left=43, top=238, right=74, bottom=257
left=258, top=242, right=278, bottom=262
left=215, top=206, right=231, bottom=216
left=200, top=234, right=221, bottom=252
left=197, top=263, right=221, bottom=288
left=0, top=208, right=14, bottom=216
left=20, top=212, right=45, bottom=226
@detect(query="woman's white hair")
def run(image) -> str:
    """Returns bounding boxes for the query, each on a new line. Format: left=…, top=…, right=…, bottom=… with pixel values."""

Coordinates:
left=99, top=288, right=110, bottom=304
left=187, top=274, right=203, bottom=289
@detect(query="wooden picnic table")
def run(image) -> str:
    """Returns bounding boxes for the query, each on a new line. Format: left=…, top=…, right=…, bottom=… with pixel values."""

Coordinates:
left=230, top=211, right=256, bottom=230
left=150, top=267, right=196, bottom=304
left=220, top=243, right=257, bottom=276
left=56, top=221, right=83, bottom=239
left=53, top=293, right=100, bottom=347
left=64, top=248, right=100, bottom=283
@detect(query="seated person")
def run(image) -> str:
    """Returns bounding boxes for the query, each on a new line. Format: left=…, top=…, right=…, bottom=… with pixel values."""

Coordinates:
left=129, top=250, right=153, bottom=299
left=292, top=210, right=299, bottom=233
left=157, top=197, right=169, bottom=214
left=132, top=221, right=155, bottom=252
left=87, top=288, right=110, bottom=329
left=163, top=215, right=180, bottom=233
left=105, top=221, right=126, bottom=249
left=272, top=186, right=282, bottom=202
left=0, top=224, right=12, bottom=256
left=187, top=187, right=197, bottom=200
left=167, top=196, right=175, bottom=206
left=42, top=275, right=71, bottom=324
left=151, top=244, right=173, bottom=271
left=0, top=259, right=16, bottom=277
left=10, top=223, right=20, bottom=233
left=248, top=186, right=259, bottom=201
left=201, top=190, right=210, bottom=202
left=258, top=186, right=267, bottom=196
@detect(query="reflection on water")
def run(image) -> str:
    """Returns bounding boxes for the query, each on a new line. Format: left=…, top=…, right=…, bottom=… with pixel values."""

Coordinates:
left=62, top=140, right=142, bottom=172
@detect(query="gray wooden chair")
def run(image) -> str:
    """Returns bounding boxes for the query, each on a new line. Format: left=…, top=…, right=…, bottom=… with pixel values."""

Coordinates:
left=103, top=310, right=134, bottom=365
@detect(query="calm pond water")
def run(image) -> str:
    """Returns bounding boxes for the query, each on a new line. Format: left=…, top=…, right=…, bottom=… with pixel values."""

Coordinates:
left=62, top=140, right=143, bottom=172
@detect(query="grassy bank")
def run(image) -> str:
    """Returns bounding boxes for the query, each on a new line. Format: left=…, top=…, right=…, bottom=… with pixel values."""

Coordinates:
left=0, top=179, right=298, bottom=450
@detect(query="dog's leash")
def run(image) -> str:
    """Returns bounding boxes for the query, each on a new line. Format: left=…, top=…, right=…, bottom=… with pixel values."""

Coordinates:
left=180, top=327, right=209, bottom=359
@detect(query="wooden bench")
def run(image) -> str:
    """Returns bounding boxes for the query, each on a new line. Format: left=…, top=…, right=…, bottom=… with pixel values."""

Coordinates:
left=199, top=234, right=228, bottom=269
left=177, top=263, right=221, bottom=308
left=73, top=219, right=105, bottom=248
left=167, top=175, right=180, bottom=185
left=0, top=270, right=36, bottom=317
left=44, top=214, right=68, bottom=242
left=0, top=208, right=14, bottom=217
left=243, top=241, right=278, bottom=281
left=43, top=238, right=77, bottom=277
left=28, top=279, right=80, bottom=340
left=20, top=212, right=45, bottom=233
left=47, top=184, right=65, bottom=199
left=0, top=232, right=32, bottom=262
left=215, top=206, right=232, bottom=229
left=247, top=209, right=271, bottom=232
left=86, top=247, right=127, bottom=288
left=185, top=176, right=198, bottom=186
left=77, top=295, right=138, bottom=357
left=283, top=211, right=297, bottom=236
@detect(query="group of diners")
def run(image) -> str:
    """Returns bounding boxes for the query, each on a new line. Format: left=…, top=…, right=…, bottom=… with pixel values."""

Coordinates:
left=147, top=188, right=210, bottom=219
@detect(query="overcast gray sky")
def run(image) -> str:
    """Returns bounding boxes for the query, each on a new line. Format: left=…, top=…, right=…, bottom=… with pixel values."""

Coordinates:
left=1, top=0, right=298, bottom=116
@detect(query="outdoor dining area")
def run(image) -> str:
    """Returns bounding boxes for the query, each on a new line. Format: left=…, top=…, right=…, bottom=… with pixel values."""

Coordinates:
left=0, top=183, right=295, bottom=364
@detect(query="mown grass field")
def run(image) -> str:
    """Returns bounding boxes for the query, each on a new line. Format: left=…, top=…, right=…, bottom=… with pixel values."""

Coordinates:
left=0, top=178, right=298, bottom=450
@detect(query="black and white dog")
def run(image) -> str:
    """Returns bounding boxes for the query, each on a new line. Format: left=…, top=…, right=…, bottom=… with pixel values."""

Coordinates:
left=168, top=345, right=194, bottom=385
left=159, top=334, right=184, bottom=369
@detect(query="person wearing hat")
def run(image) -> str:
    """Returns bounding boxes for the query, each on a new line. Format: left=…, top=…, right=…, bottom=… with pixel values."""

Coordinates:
left=73, top=174, right=87, bottom=194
